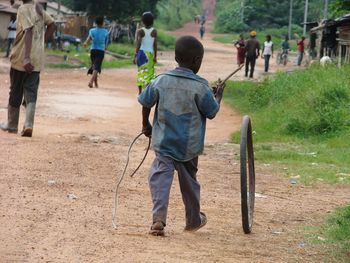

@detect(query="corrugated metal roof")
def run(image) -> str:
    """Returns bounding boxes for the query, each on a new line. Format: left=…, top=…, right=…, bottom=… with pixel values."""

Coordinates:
left=0, top=3, right=17, bottom=14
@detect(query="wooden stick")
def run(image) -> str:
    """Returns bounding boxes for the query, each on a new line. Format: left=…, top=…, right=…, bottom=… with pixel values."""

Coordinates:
left=221, top=64, right=244, bottom=84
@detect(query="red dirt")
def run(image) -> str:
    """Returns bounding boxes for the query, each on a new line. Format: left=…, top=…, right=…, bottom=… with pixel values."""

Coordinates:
left=0, top=0, right=349, bottom=262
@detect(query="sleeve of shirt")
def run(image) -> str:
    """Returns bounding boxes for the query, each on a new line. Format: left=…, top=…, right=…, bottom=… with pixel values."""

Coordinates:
left=196, top=86, right=220, bottom=120
left=138, top=82, right=159, bottom=108
left=43, top=11, right=55, bottom=26
left=18, top=8, right=35, bottom=31
left=88, top=29, right=93, bottom=38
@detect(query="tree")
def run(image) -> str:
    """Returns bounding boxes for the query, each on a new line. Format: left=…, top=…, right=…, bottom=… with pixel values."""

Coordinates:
left=330, top=0, right=350, bottom=17
left=72, top=0, right=159, bottom=21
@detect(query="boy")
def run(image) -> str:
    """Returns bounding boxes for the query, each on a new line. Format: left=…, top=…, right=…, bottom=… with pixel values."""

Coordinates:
left=134, top=12, right=158, bottom=95
left=0, top=0, right=55, bottom=137
left=84, top=16, right=109, bottom=88
left=138, top=36, right=225, bottom=236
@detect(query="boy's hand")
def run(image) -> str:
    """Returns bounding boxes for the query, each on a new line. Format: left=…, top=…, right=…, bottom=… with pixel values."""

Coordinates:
left=142, top=122, right=152, bottom=138
left=214, top=81, right=226, bottom=104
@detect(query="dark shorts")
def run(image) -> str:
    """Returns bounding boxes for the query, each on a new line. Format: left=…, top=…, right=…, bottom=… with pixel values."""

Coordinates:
left=9, top=68, right=40, bottom=107
left=88, top=49, right=105, bottom=74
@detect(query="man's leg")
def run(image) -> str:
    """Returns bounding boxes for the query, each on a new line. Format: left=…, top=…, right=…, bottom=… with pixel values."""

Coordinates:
left=175, top=157, right=204, bottom=229
left=245, top=57, right=250, bottom=77
left=250, top=57, right=256, bottom=78
left=0, top=68, right=25, bottom=133
left=5, top=39, right=13, bottom=58
left=21, top=72, right=40, bottom=137
left=149, top=155, right=175, bottom=227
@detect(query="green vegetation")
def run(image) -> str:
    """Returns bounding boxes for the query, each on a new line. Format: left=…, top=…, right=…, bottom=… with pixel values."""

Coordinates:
left=155, top=0, right=201, bottom=30
left=46, top=45, right=134, bottom=69
left=71, top=0, right=158, bottom=21
left=330, top=0, right=350, bottom=17
left=311, top=206, right=350, bottom=262
left=224, top=65, right=350, bottom=185
left=157, top=30, right=177, bottom=50
left=214, top=0, right=333, bottom=34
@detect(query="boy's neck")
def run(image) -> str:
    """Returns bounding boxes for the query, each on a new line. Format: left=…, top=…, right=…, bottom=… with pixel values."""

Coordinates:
left=177, top=64, right=194, bottom=72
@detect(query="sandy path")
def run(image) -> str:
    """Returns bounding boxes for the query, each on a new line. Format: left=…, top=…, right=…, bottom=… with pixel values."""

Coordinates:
left=0, top=1, right=349, bottom=262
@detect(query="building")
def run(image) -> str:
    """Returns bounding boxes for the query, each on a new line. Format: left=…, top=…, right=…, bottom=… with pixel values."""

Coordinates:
left=0, top=1, right=16, bottom=44
left=311, top=14, right=350, bottom=66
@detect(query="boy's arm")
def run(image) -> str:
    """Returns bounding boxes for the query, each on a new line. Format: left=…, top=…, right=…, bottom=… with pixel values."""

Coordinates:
left=134, top=29, right=143, bottom=64
left=44, top=22, right=56, bottom=43
left=142, top=106, right=152, bottom=137
left=23, top=28, right=34, bottom=73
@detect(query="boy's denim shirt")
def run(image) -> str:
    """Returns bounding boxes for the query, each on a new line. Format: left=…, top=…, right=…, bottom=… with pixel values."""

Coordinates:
left=138, top=67, right=220, bottom=162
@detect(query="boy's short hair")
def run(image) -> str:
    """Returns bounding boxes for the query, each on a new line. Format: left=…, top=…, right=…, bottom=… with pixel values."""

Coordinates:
left=142, top=12, right=154, bottom=27
left=175, top=36, right=204, bottom=64
left=95, top=16, right=104, bottom=26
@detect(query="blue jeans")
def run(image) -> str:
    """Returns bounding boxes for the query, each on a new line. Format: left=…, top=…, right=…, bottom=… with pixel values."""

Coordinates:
left=149, top=154, right=201, bottom=228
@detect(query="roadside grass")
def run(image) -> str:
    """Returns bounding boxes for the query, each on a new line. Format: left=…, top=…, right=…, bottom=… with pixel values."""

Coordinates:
left=46, top=45, right=134, bottom=69
left=306, top=206, right=350, bottom=262
left=224, top=64, right=350, bottom=185
left=46, top=31, right=175, bottom=70
left=224, top=64, right=350, bottom=261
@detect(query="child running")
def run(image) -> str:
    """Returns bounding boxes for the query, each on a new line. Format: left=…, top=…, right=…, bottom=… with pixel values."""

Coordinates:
left=84, top=16, right=109, bottom=88
left=134, top=12, right=158, bottom=94
left=138, top=36, right=225, bottom=236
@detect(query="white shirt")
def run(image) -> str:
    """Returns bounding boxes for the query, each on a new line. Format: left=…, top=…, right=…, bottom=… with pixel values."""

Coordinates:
left=140, top=27, right=155, bottom=53
left=263, top=41, right=273, bottom=55
left=7, top=20, right=16, bottom=39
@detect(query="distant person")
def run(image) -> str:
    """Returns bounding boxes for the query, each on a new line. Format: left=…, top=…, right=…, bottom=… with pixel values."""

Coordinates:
left=6, top=14, right=17, bottom=58
left=262, top=35, right=273, bottom=72
left=84, top=16, right=109, bottom=88
left=0, top=0, right=55, bottom=137
left=200, top=15, right=206, bottom=25
left=134, top=12, right=158, bottom=95
left=234, top=34, right=246, bottom=66
left=245, top=31, right=260, bottom=78
left=296, top=36, right=306, bottom=66
left=199, top=24, right=205, bottom=39
left=280, top=35, right=290, bottom=66
left=138, top=36, right=225, bottom=236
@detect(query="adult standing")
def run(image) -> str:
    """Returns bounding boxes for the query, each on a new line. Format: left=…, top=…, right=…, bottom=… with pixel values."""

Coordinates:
left=84, top=17, right=109, bottom=88
left=0, top=0, right=55, bottom=137
left=297, top=36, right=306, bottom=66
left=234, top=34, right=246, bottom=66
left=245, top=31, right=260, bottom=78
left=6, top=14, right=17, bottom=58
left=262, top=35, right=273, bottom=73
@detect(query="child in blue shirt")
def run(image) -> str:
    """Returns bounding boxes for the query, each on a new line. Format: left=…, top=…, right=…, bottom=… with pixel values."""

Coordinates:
left=84, top=16, right=109, bottom=88
left=138, top=36, right=225, bottom=236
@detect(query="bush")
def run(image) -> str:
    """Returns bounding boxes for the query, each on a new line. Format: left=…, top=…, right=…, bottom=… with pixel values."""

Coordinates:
left=225, top=65, right=350, bottom=138
left=157, top=30, right=176, bottom=50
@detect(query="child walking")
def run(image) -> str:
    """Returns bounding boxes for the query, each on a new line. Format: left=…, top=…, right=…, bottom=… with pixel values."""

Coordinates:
left=84, top=16, right=109, bottom=88
left=134, top=12, right=158, bottom=95
left=138, top=36, right=225, bottom=236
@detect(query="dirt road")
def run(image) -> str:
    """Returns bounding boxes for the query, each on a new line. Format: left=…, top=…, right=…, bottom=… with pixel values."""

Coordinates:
left=1, top=1, right=349, bottom=262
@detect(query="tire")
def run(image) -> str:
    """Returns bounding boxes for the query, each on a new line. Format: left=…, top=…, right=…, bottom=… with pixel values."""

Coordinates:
left=240, top=115, right=256, bottom=234
left=276, top=53, right=282, bottom=65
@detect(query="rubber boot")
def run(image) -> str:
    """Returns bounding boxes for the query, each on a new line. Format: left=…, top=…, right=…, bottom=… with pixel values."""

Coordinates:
left=0, top=105, right=20, bottom=133
left=21, top=102, right=36, bottom=137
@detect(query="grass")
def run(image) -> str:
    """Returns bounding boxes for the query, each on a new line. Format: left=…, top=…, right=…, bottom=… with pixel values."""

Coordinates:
left=46, top=31, right=176, bottom=70
left=224, top=64, right=350, bottom=185
left=224, top=63, right=350, bottom=261
left=308, top=206, right=350, bottom=262
left=46, top=44, right=134, bottom=69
